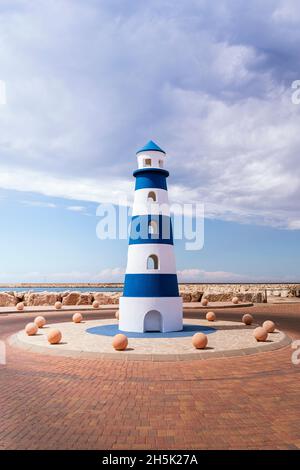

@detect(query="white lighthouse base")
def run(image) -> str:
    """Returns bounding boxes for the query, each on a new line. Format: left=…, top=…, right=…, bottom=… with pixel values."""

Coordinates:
left=119, top=297, right=183, bottom=333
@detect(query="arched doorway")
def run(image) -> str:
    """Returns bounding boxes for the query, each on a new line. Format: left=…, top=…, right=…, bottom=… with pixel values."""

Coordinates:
left=144, top=310, right=163, bottom=332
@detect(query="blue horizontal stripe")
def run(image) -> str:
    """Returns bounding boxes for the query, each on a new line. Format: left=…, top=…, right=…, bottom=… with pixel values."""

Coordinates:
left=134, top=168, right=169, bottom=190
left=123, top=274, right=179, bottom=297
left=129, top=214, right=173, bottom=245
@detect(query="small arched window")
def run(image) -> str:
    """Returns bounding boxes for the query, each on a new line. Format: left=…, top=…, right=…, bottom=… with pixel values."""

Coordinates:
left=147, top=191, right=156, bottom=202
left=144, top=158, right=152, bottom=167
left=148, top=220, right=158, bottom=235
left=147, top=254, right=159, bottom=270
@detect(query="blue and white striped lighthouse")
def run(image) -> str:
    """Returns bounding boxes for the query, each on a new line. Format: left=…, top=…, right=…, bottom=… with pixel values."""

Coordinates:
left=119, top=140, right=183, bottom=333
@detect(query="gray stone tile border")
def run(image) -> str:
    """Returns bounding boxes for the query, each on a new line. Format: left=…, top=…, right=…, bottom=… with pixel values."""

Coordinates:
left=0, top=301, right=253, bottom=315
left=183, top=302, right=254, bottom=309
left=9, top=321, right=292, bottom=362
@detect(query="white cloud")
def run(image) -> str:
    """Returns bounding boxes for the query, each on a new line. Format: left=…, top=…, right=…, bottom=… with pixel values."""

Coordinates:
left=94, top=267, right=125, bottom=282
left=0, top=1, right=300, bottom=230
left=165, top=87, right=300, bottom=229
left=0, top=266, right=298, bottom=284
left=287, top=220, right=300, bottom=230
left=0, top=267, right=125, bottom=284
left=67, top=205, right=86, bottom=212
left=272, top=0, right=300, bottom=23
left=0, top=268, right=250, bottom=283
left=177, top=268, right=252, bottom=283
left=20, top=200, right=56, bottom=208
left=0, top=164, right=131, bottom=205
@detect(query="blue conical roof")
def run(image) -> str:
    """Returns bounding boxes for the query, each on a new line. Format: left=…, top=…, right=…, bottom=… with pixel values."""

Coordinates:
left=136, top=140, right=166, bottom=155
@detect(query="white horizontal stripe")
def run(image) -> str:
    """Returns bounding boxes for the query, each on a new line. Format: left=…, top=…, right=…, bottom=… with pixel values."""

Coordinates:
left=132, top=188, right=170, bottom=216
left=125, top=244, right=177, bottom=274
left=137, top=152, right=166, bottom=170
left=119, top=296, right=183, bottom=333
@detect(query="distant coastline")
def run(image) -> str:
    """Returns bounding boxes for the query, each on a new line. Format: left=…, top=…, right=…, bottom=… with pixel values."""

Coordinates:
left=1, top=283, right=299, bottom=305
left=0, top=283, right=123, bottom=288
left=0, top=282, right=300, bottom=288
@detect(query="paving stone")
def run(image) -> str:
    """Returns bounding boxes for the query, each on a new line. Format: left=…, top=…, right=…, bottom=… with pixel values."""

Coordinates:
left=0, top=303, right=299, bottom=449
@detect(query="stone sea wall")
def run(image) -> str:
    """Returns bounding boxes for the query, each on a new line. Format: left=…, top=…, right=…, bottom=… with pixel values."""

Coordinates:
left=0, top=284, right=299, bottom=307
left=0, top=291, right=121, bottom=307
left=180, top=284, right=298, bottom=303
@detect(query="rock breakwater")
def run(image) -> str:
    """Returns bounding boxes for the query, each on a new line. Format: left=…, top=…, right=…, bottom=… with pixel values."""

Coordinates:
left=0, top=284, right=299, bottom=307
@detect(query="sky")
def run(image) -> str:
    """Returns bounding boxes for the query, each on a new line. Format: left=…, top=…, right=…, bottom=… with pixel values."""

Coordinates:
left=0, top=0, right=300, bottom=283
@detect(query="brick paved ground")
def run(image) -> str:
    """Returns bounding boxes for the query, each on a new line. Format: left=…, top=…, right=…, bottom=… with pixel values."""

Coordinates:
left=0, top=304, right=300, bottom=450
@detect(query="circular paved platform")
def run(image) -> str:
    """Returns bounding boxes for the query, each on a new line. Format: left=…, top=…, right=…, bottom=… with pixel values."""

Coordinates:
left=11, top=318, right=290, bottom=361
